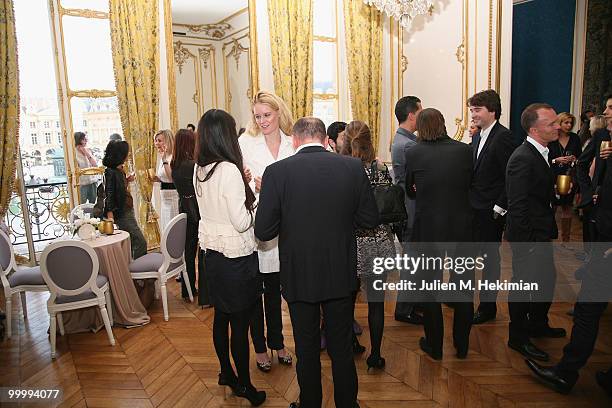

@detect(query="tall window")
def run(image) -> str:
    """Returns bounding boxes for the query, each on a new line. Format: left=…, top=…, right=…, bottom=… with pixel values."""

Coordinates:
left=45, top=132, right=52, bottom=144
left=44, top=121, right=50, bottom=128
left=312, top=0, right=339, bottom=127
left=30, top=121, right=36, bottom=129
left=31, top=134, right=38, bottom=145
left=57, top=133, right=62, bottom=144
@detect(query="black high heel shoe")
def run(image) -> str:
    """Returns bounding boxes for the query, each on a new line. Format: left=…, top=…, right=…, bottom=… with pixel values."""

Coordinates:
left=256, top=354, right=272, bottom=372
left=353, top=338, right=366, bottom=354
left=276, top=349, right=293, bottom=365
left=366, top=354, right=386, bottom=370
left=218, top=371, right=238, bottom=392
left=234, top=384, right=266, bottom=406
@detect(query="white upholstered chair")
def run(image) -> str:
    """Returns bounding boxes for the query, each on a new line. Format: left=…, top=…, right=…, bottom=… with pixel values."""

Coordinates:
left=129, top=213, right=192, bottom=321
left=40, top=240, right=115, bottom=358
left=0, top=229, right=48, bottom=338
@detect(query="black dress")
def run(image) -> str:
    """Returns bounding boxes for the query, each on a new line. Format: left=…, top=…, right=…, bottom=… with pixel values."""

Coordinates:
left=548, top=132, right=582, bottom=206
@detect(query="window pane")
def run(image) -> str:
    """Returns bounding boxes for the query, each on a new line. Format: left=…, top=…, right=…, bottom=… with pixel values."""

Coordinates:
left=61, top=0, right=109, bottom=12
left=62, top=16, right=115, bottom=91
left=71, top=97, right=123, bottom=163
left=313, top=0, right=335, bottom=38
left=313, top=42, right=337, bottom=94
left=313, top=99, right=338, bottom=128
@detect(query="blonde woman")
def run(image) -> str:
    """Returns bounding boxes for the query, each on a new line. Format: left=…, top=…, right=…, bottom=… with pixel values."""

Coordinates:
left=152, top=129, right=179, bottom=235
left=239, top=90, right=294, bottom=372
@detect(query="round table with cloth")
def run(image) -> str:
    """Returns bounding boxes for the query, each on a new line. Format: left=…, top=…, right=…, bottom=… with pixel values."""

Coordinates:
left=61, top=230, right=151, bottom=333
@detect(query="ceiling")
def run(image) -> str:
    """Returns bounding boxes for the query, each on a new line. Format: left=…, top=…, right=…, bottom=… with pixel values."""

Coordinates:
left=171, top=0, right=248, bottom=25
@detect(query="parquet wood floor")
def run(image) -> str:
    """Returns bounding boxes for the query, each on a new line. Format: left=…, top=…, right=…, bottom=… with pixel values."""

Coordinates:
left=1, top=217, right=611, bottom=407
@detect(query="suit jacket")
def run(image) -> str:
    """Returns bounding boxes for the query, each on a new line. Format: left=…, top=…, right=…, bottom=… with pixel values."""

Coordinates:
left=577, top=128, right=611, bottom=207
left=505, top=141, right=558, bottom=242
left=404, top=136, right=473, bottom=242
left=594, top=155, right=611, bottom=238
left=254, top=146, right=379, bottom=303
left=470, top=122, right=516, bottom=210
left=391, top=127, right=417, bottom=228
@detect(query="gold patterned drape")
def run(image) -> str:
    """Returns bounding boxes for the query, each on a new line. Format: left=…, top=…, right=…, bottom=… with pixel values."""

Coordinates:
left=343, top=0, right=382, bottom=151
left=0, top=0, right=19, bottom=220
left=109, top=0, right=160, bottom=248
left=163, top=0, right=178, bottom=132
left=267, top=0, right=313, bottom=118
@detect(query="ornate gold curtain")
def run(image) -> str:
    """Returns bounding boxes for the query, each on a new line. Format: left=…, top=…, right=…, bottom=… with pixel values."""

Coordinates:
left=267, top=0, right=313, bottom=118
left=343, top=0, right=382, bottom=151
left=0, top=0, right=19, bottom=221
left=109, top=0, right=160, bottom=248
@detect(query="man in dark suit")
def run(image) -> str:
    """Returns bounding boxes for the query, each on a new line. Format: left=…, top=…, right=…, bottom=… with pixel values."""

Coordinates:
left=404, top=108, right=475, bottom=360
left=468, top=90, right=517, bottom=324
left=506, top=103, right=566, bottom=362
left=391, top=95, right=424, bottom=325
left=255, top=117, right=379, bottom=408
left=525, top=97, right=612, bottom=395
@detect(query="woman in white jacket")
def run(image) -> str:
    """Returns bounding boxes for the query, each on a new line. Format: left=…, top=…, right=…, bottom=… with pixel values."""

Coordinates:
left=239, top=91, right=294, bottom=371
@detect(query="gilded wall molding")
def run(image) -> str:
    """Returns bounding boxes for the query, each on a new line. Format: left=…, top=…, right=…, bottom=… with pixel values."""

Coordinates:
left=488, top=0, right=494, bottom=89
left=198, top=47, right=213, bottom=69
left=174, top=41, right=196, bottom=74
left=248, top=0, right=259, bottom=94
left=226, top=39, right=249, bottom=70
left=67, top=89, right=116, bottom=98
left=453, top=0, right=469, bottom=140
left=58, top=5, right=109, bottom=19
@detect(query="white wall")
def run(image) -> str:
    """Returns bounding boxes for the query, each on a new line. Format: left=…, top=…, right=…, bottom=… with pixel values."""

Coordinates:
left=173, top=10, right=252, bottom=129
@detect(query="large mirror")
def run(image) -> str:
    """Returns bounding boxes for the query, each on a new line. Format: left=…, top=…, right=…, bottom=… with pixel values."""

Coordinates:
left=170, top=0, right=255, bottom=130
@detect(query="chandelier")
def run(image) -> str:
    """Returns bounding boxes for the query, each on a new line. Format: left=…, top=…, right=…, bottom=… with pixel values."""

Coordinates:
left=364, top=0, right=434, bottom=30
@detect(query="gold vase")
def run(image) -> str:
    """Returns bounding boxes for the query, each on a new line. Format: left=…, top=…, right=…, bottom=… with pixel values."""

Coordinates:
left=557, top=174, right=571, bottom=195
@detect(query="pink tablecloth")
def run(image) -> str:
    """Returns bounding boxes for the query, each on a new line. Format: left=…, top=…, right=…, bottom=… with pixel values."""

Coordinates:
left=62, top=231, right=151, bottom=333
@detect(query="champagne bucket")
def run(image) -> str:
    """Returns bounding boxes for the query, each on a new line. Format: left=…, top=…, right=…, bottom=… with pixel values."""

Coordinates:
left=557, top=174, right=571, bottom=195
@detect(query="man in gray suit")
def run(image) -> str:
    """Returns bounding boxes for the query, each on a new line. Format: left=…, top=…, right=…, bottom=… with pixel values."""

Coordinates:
left=391, top=95, right=423, bottom=325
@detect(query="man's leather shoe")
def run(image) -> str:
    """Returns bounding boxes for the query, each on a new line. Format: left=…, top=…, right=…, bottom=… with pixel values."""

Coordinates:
left=529, top=326, right=566, bottom=338
left=289, top=403, right=299, bottom=408
left=419, top=337, right=442, bottom=360
left=525, top=359, right=572, bottom=394
left=395, top=312, right=423, bottom=325
left=472, top=310, right=496, bottom=325
left=508, top=340, right=549, bottom=361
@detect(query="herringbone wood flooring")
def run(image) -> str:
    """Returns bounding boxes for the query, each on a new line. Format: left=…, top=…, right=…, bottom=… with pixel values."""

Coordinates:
left=2, top=218, right=611, bottom=407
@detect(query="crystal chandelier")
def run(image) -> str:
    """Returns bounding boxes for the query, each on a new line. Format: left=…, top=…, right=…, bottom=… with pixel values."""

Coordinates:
left=364, top=0, right=434, bottom=30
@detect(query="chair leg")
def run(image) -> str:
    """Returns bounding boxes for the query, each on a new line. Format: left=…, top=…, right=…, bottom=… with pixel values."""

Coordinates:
left=6, top=298, right=12, bottom=339
left=105, top=290, right=114, bottom=327
left=154, top=280, right=160, bottom=300
left=161, top=283, right=169, bottom=321
left=182, top=269, right=194, bottom=303
left=57, top=312, right=65, bottom=336
left=50, top=313, right=57, bottom=359
left=99, top=306, right=116, bottom=346
left=20, top=292, right=27, bottom=320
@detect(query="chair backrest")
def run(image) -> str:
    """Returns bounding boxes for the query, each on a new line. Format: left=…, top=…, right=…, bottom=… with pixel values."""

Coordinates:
left=70, top=203, right=95, bottom=224
left=40, top=240, right=101, bottom=301
left=0, top=229, right=16, bottom=288
left=161, top=213, right=187, bottom=262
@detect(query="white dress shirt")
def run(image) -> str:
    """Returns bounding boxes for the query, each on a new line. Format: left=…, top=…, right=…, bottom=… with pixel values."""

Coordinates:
left=526, top=136, right=550, bottom=166
left=239, top=132, right=295, bottom=272
left=476, top=120, right=497, bottom=159
left=193, top=161, right=256, bottom=258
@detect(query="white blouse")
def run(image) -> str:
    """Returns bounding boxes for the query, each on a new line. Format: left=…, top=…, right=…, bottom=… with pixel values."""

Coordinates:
left=239, top=131, right=294, bottom=272
left=75, top=149, right=97, bottom=186
left=193, top=161, right=256, bottom=258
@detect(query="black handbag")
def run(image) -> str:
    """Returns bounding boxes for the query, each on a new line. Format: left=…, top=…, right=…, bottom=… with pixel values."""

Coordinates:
left=369, top=161, right=407, bottom=224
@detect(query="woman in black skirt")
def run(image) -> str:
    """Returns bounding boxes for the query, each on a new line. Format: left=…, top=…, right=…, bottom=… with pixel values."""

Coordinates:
left=549, top=112, right=582, bottom=242
left=193, top=109, right=265, bottom=406
left=170, top=128, right=209, bottom=305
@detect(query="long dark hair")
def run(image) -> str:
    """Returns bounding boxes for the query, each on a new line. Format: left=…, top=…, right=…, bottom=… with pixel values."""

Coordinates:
left=102, top=140, right=129, bottom=168
left=170, top=128, right=196, bottom=170
left=195, top=109, right=256, bottom=212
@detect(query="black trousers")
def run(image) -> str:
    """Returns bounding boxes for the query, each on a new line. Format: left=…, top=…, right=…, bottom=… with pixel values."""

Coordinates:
left=288, top=296, right=357, bottom=408
left=394, top=237, right=418, bottom=317
left=250, top=272, right=285, bottom=353
left=508, top=242, right=557, bottom=344
left=473, top=208, right=505, bottom=313
left=182, top=222, right=209, bottom=305
left=555, top=234, right=612, bottom=386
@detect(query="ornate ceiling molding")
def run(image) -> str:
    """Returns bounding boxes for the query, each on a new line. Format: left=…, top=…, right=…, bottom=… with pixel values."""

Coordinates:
left=179, top=23, right=232, bottom=39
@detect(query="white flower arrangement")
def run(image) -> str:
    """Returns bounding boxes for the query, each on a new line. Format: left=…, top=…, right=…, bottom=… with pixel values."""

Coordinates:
left=72, top=217, right=100, bottom=237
